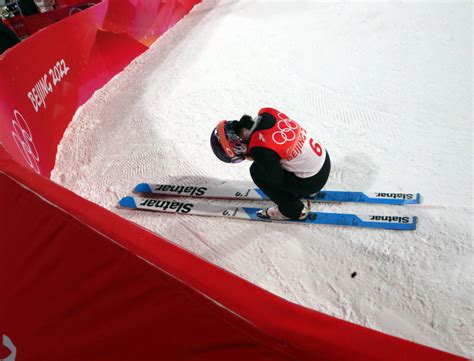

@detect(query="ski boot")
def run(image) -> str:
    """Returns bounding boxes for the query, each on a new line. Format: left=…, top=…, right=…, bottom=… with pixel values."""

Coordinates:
left=256, top=200, right=312, bottom=220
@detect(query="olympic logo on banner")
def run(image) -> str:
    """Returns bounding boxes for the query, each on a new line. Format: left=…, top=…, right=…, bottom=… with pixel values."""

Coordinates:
left=11, top=110, right=40, bottom=174
left=0, top=334, right=16, bottom=361
left=272, top=117, right=299, bottom=145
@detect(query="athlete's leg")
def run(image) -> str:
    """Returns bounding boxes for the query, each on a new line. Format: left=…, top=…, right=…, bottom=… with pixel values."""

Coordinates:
left=249, top=154, right=331, bottom=219
left=250, top=162, right=305, bottom=219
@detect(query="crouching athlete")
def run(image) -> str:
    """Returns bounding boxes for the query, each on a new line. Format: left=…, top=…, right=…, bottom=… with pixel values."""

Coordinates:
left=210, top=107, right=331, bottom=220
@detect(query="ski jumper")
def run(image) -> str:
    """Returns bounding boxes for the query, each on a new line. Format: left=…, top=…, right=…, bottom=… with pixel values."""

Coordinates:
left=247, top=108, right=331, bottom=219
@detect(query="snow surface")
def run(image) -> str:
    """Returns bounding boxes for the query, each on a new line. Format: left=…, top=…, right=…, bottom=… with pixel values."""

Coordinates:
left=51, top=0, right=473, bottom=357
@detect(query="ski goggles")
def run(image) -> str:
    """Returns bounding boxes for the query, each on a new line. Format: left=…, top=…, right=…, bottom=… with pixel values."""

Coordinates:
left=216, top=120, right=245, bottom=163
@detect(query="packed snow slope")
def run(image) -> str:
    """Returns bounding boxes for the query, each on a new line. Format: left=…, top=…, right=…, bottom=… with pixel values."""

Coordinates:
left=52, top=0, right=473, bottom=357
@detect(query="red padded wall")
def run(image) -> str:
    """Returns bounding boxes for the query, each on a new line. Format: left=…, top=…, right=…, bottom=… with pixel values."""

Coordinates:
left=0, top=146, right=465, bottom=361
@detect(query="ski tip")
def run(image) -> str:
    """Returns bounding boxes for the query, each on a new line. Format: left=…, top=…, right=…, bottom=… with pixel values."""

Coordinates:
left=398, top=216, right=417, bottom=230
left=134, top=183, right=152, bottom=194
left=415, top=193, right=422, bottom=204
left=400, top=193, right=422, bottom=205
left=118, top=196, right=137, bottom=208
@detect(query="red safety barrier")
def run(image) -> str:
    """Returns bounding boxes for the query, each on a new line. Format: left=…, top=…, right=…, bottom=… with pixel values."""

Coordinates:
left=22, top=0, right=101, bottom=35
left=0, top=0, right=201, bottom=177
left=0, top=0, right=109, bottom=176
left=102, top=0, right=201, bottom=46
left=2, top=16, right=29, bottom=38
left=0, top=145, right=466, bottom=361
left=0, top=1, right=469, bottom=360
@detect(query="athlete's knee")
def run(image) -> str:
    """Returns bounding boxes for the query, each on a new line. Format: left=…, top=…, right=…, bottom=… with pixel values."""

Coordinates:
left=249, top=162, right=264, bottom=181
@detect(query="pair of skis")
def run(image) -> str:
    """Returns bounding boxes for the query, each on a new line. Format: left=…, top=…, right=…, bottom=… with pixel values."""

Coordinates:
left=118, top=183, right=419, bottom=230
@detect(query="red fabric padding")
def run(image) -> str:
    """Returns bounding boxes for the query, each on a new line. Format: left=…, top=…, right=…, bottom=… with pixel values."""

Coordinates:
left=22, top=1, right=101, bottom=35
left=0, top=148, right=292, bottom=361
left=0, top=1, right=108, bottom=177
left=0, top=147, right=466, bottom=361
left=0, top=0, right=202, bottom=178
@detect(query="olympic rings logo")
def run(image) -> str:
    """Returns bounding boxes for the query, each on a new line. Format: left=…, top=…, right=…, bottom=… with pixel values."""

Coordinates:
left=1, top=334, right=16, bottom=361
left=272, top=117, right=300, bottom=145
left=11, top=110, right=40, bottom=174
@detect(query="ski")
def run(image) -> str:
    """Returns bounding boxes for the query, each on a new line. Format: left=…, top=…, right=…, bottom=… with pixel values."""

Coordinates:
left=133, top=183, right=421, bottom=205
left=118, top=196, right=417, bottom=230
